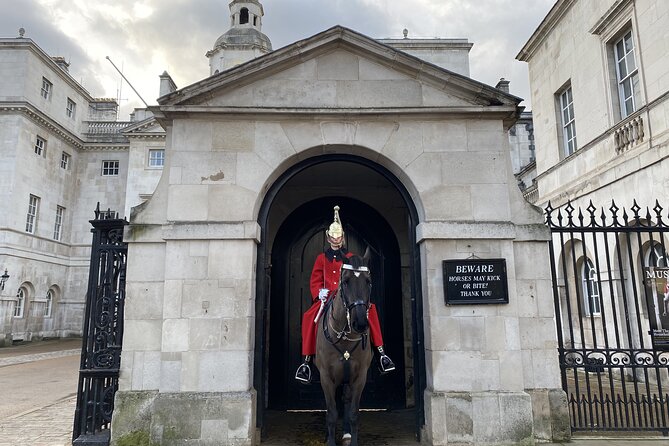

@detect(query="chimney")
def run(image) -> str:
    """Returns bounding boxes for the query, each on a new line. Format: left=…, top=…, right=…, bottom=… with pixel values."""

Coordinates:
left=496, top=78, right=510, bottom=93
left=52, top=56, right=70, bottom=72
left=159, top=71, right=177, bottom=97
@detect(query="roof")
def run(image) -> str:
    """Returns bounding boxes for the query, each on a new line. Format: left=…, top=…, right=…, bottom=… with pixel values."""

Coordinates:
left=160, top=25, right=523, bottom=108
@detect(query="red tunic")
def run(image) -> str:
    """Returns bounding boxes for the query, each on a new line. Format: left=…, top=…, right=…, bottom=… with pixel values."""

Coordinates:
left=301, top=249, right=384, bottom=355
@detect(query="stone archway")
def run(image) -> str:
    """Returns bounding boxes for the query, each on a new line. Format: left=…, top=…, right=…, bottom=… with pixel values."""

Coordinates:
left=254, top=155, right=425, bottom=442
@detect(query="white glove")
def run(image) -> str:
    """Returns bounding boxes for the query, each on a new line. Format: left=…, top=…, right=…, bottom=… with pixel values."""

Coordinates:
left=318, top=288, right=329, bottom=302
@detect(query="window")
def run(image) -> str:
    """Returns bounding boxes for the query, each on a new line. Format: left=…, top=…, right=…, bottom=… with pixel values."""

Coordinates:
left=26, top=195, right=40, bottom=234
left=559, top=85, right=577, bottom=156
left=646, top=244, right=668, bottom=268
left=102, top=160, right=119, bottom=176
left=148, top=149, right=165, bottom=168
left=614, top=30, right=640, bottom=118
left=41, top=77, right=52, bottom=100
left=66, top=98, right=76, bottom=118
left=54, top=206, right=65, bottom=241
left=34, top=136, right=46, bottom=156
left=45, top=290, right=53, bottom=318
left=14, top=288, right=25, bottom=318
left=240, top=7, right=249, bottom=24
left=61, top=152, right=70, bottom=170
left=581, top=258, right=601, bottom=316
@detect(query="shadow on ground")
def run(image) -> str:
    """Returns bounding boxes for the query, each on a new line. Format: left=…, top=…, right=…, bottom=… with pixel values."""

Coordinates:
left=261, top=409, right=418, bottom=445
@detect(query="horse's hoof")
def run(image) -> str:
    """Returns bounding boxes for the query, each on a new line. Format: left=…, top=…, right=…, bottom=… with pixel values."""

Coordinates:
left=342, top=433, right=351, bottom=446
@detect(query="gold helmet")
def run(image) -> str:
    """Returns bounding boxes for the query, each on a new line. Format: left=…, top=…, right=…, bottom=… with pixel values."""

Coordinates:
left=326, top=205, right=344, bottom=247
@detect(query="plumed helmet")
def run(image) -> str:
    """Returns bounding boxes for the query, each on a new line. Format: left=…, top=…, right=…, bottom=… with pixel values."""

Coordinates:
left=326, top=205, right=344, bottom=244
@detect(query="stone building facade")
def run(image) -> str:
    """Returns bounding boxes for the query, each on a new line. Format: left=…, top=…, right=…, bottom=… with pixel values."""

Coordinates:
left=517, top=0, right=669, bottom=211
left=517, top=0, right=669, bottom=431
left=110, top=2, right=569, bottom=445
left=0, top=34, right=164, bottom=345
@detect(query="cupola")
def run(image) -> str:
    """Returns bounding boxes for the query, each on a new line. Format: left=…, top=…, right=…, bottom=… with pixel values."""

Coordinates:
left=206, top=0, right=272, bottom=75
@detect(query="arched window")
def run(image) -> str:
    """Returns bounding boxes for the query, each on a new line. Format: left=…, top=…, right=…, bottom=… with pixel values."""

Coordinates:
left=14, top=288, right=25, bottom=318
left=646, top=243, right=668, bottom=268
left=253, top=15, right=258, bottom=26
left=45, top=289, right=53, bottom=318
left=240, top=8, right=249, bottom=24
left=581, top=258, right=601, bottom=316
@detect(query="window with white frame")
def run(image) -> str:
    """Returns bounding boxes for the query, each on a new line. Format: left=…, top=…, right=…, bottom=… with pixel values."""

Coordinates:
left=14, top=288, right=25, bottom=318
left=34, top=136, right=46, bottom=157
left=26, top=195, right=40, bottom=234
left=41, top=77, right=52, bottom=100
left=66, top=98, right=76, bottom=118
left=559, top=85, right=577, bottom=156
left=54, top=205, right=65, bottom=241
left=581, top=258, right=601, bottom=316
left=45, top=290, right=54, bottom=317
left=61, top=152, right=70, bottom=170
left=614, top=30, right=640, bottom=118
left=101, top=160, right=119, bottom=176
left=148, top=149, right=165, bottom=168
left=646, top=244, right=668, bottom=268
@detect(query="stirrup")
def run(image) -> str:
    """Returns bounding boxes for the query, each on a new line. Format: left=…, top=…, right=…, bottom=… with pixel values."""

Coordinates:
left=295, top=362, right=312, bottom=384
left=379, top=354, right=395, bottom=374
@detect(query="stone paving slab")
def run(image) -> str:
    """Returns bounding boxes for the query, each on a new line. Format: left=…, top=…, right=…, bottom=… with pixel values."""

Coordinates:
left=2, top=339, right=668, bottom=445
left=0, top=396, right=75, bottom=446
left=0, top=348, right=80, bottom=367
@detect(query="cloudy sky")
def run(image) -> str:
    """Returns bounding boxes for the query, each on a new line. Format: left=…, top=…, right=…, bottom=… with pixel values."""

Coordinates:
left=3, top=0, right=555, bottom=119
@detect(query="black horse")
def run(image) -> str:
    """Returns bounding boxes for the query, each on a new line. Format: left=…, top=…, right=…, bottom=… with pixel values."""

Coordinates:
left=315, top=250, right=373, bottom=446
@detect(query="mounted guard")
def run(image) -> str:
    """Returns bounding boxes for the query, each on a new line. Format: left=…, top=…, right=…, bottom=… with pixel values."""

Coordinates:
left=295, top=205, right=395, bottom=384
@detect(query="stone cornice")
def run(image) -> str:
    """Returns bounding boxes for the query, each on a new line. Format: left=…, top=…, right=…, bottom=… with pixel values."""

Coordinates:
left=80, top=143, right=129, bottom=152
left=416, top=221, right=550, bottom=242
left=590, top=0, right=633, bottom=35
left=125, top=133, right=166, bottom=140
left=0, top=101, right=85, bottom=149
left=379, top=39, right=473, bottom=52
left=151, top=105, right=522, bottom=130
left=123, top=221, right=261, bottom=243
left=516, top=0, right=576, bottom=62
left=0, top=38, right=94, bottom=100
left=153, top=105, right=519, bottom=117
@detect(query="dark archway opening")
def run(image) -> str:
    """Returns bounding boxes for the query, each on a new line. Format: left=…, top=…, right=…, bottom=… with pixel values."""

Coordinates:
left=268, top=197, right=404, bottom=410
left=255, top=155, right=424, bottom=444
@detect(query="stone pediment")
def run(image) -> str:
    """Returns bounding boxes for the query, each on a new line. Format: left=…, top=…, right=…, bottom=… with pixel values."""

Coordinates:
left=122, top=117, right=165, bottom=137
left=158, top=26, right=521, bottom=111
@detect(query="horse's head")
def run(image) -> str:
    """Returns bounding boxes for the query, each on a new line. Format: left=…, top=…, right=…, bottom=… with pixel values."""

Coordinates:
left=340, top=248, right=372, bottom=334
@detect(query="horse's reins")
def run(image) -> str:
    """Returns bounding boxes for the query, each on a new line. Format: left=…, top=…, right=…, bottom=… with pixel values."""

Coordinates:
left=321, top=263, right=371, bottom=364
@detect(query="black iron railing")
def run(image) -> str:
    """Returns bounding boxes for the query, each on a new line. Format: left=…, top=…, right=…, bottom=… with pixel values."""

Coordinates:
left=546, top=200, right=669, bottom=435
left=72, top=205, right=127, bottom=445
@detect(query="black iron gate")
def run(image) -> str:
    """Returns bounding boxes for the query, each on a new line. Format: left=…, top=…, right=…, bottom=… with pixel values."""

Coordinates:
left=546, top=200, right=669, bottom=434
left=73, top=206, right=127, bottom=445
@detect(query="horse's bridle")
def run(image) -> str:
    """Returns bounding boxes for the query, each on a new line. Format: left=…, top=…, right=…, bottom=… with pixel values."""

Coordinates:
left=340, top=264, right=371, bottom=326
left=325, top=263, right=371, bottom=344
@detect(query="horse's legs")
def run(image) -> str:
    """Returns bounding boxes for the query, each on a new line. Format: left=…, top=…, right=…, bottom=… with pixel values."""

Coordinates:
left=347, top=374, right=367, bottom=446
left=342, top=384, right=352, bottom=445
left=321, top=378, right=338, bottom=446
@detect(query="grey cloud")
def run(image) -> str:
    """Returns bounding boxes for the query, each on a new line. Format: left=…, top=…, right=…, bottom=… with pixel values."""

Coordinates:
left=0, top=0, right=106, bottom=95
left=3, top=0, right=556, bottom=113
